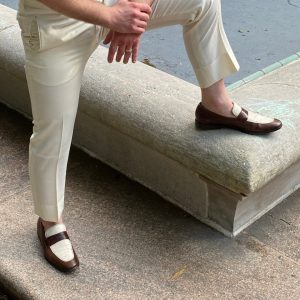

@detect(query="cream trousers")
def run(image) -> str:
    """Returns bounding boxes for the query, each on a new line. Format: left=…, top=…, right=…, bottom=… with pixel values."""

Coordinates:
left=17, top=0, right=239, bottom=222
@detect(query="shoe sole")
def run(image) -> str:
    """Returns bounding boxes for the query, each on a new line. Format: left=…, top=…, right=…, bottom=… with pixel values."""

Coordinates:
left=195, top=119, right=282, bottom=135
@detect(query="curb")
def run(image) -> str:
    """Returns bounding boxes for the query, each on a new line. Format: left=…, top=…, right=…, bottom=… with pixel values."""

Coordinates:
left=228, top=51, right=300, bottom=91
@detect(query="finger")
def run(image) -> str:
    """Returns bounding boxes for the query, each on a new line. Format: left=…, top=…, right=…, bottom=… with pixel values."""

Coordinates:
left=132, top=37, right=141, bottom=63
left=139, top=12, right=150, bottom=22
left=132, top=26, right=145, bottom=34
left=103, top=30, right=114, bottom=45
left=123, top=51, right=132, bottom=64
left=132, top=42, right=139, bottom=63
left=135, top=20, right=148, bottom=30
left=123, top=45, right=133, bottom=64
left=107, top=42, right=118, bottom=63
left=138, top=3, right=152, bottom=15
left=116, top=44, right=126, bottom=62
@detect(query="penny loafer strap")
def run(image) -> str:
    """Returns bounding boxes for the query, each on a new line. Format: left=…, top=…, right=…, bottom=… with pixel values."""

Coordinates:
left=232, top=102, right=248, bottom=121
left=237, top=108, right=248, bottom=121
left=45, top=231, right=70, bottom=247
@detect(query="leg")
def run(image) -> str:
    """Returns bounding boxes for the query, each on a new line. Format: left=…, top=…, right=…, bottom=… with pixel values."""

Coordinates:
left=201, top=79, right=233, bottom=117
left=147, top=0, right=239, bottom=85
left=146, top=0, right=282, bottom=132
left=18, top=9, right=100, bottom=222
left=24, top=26, right=98, bottom=225
left=26, top=68, right=84, bottom=224
left=18, top=11, right=100, bottom=270
left=147, top=0, right=238, bottom=114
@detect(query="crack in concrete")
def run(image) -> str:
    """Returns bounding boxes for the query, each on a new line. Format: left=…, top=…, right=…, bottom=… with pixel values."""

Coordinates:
left=242, top=233, right=300, bottom=267
left=0, top=24, right=15, bottom=33
left=280, top=218, right=292, bottom=225
left=287, top=0, right=300, bottom=8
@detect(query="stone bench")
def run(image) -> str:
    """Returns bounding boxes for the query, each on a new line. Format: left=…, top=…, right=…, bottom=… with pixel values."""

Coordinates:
left=1, top=4, right=300, bottom=236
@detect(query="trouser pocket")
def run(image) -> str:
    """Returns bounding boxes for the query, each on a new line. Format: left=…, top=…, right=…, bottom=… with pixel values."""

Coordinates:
left=17, top=14, right=41, bottom=51
left=36, top=14, right=97, bottom=51
left=17, top=13, right=98, bottom=52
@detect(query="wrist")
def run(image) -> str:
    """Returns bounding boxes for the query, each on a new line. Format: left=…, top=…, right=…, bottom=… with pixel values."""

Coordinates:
left=129, top=0, right=153, bottom=5
left=96, top=4, right=113, bottom=28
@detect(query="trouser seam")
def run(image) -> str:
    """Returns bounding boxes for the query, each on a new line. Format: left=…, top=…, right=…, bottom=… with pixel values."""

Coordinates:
left=54, top=116, right=64, bottom=220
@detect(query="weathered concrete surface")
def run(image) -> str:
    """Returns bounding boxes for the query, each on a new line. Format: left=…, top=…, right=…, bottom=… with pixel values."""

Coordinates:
left=0, top=103, right=300, bottom=300
left=1, top=5, right=299, bottom=196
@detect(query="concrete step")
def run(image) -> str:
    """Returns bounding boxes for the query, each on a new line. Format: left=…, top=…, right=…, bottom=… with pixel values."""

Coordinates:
left=1, top=4, right=300, bottom=236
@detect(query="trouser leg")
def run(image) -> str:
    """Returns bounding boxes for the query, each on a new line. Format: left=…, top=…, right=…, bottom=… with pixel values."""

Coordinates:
left=21, top=16, right=100, bottom=222
left=26, top=69, right=84, bottom=222
left=146, top=0, right=240, bottom=88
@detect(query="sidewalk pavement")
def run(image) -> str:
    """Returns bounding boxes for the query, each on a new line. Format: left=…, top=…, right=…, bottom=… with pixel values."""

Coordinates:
left=0, top=59, right=299, bottom=299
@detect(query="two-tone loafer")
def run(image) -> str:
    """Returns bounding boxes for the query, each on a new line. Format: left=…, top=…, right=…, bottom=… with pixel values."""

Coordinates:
left=195, top=102, right=282, bottom=134
left=37, top=217, right=79, bottom=273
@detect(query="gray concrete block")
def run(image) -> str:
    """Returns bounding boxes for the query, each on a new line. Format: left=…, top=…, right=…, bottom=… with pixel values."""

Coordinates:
left=0, top=4, right=300, bottom=236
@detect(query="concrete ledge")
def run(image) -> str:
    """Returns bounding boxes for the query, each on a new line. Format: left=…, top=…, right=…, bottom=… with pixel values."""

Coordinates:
left=1, top=4, right=300, bottom=236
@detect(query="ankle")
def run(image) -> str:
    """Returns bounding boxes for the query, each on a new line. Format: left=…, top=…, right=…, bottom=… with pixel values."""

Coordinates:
left=41, top=217, right=64, bottom=231
left=201, top=97, right=233, bottom=117
left=200, top=79, right=234, bottom=114
left=202, top=96, right=232, bottom=108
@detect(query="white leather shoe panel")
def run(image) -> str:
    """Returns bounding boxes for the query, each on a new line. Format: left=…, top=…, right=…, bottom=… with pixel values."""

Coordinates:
left=232, top=102, right=274, bottom=124
left=50, top=240, right=75, bottom=262
left=45, top=223, right=75, bottom=262
left=232, top=103, right=242, bottom=117
left=247, top=110, right=274, bottom=124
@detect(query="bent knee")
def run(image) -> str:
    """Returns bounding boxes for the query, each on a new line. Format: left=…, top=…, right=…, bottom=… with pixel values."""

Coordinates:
left=183, top=0, right=219, bottom=26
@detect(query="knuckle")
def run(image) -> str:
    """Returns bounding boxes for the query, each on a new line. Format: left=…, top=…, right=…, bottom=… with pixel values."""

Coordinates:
left=133, top=11, right=139, bottom=18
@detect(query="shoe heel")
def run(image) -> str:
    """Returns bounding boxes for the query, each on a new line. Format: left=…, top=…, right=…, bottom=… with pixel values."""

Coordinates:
left=195, top=120, right=221, bottom=130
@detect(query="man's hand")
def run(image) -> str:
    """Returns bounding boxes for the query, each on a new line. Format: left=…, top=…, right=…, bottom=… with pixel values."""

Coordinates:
left=104, top=0, right=153, bottom=64
left=103, top=30, right=141, bottom=64
left=40, top=0, right=151, bottom=35
left=108, top=0, right=151, bottom=34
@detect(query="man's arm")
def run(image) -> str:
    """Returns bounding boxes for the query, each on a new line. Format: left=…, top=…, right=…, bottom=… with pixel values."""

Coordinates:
left=39, top=0, right=151, bottom=34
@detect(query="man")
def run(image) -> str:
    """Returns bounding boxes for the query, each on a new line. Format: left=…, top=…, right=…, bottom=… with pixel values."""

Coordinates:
left=17, top=0, right=282, bottom=272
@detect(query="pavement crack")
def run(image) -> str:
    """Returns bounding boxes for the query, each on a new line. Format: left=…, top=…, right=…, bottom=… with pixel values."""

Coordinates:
left=0, top=25, right=15, bottom=33
left=287, top=0, right=300, bottom=8
left=238, top=233, right=300, bottom=267
left=280, top=218, right=292, bottom=225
